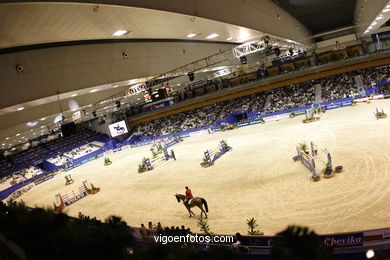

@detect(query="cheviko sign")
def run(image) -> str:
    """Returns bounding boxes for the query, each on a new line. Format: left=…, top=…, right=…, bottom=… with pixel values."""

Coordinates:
left=323, top=234, right=363, bottom=247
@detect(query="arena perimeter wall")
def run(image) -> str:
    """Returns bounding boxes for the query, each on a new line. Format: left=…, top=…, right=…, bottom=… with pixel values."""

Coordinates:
left=130, top=97, right=354, bottom=147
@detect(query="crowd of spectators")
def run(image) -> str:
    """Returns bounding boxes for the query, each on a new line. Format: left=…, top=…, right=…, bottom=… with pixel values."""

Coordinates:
left=133, top=64, right=390, bottom=139
left=0, top=130, right=109, bottom=187
left=63, top=143, right=102, bottom=160
left=0, top=166, right=42, bottom=191
left=139, top=221, right=192, bottom=240
left=47, top=143, right=100, bottom=166
left=264, top=83, right=315, bottom=113
left=47, top=142, right=102, bottom=166
left=47, top=154, right=70, bottom=166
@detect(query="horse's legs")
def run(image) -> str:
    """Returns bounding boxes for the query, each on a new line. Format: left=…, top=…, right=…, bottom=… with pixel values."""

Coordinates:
left=198, top=205, right=207, bottom=219
left=187, top=207, right=192, bottom=217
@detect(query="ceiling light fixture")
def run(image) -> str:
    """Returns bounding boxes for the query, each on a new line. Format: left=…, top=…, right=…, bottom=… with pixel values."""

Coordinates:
left=17, top=107, right=24, bottom=111
left=112, top=30, right=127, bottom=36
left=89, top=89, right=99, bottom=93
left=5, top=137, right=9, bottom=140
left=226, top=37, right=233, bottom=40
left=16, top=133, right=20, bottom=136
left=27, top=121, right=38, bottom=127
left=186, top=33, right=197, bottom=38
left=383, top=8, right=390, bottom=12
left=71, top=93, right=78, bottom=97
left=206, top=33, right=219, bottom=39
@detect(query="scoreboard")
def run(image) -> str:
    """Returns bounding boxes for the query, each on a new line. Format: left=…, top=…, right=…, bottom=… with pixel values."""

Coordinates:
left=144, top=88, right=172, bottom=103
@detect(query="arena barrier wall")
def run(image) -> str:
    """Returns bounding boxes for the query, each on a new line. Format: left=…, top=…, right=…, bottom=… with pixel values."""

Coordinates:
left=376, top=79, right=390, bottom=87
left=129, top=97, right=355, bottom=147
left=130, top=125, right=213, bottom=147
left=40, top=160, right=61, bottom=172
left=366, top=87, right=381, bottom=96
left=0, top=172, right=54, bottom=201
left=64, top=149, right=105, bottom=171
left=203, top=231, right=364, bottom=249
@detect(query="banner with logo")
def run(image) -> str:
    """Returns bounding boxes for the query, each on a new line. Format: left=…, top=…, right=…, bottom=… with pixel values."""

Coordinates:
left=34, top=174, right=54, bottom=186
left=320, top=233, right=364, bottom=248
left=364, top=228, right=390, bottom=246
left=263, top=112, right=290, bottom=122
left=238, top=232, right=363, bottom=248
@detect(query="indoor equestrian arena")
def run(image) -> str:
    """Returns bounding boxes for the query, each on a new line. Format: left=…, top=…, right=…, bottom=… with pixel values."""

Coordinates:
left=16, top=99, right=390, bottom=235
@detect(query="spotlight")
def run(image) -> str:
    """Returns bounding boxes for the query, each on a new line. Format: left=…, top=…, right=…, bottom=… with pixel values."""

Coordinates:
left=16, top=65, right=24, bottom=73
left=188, top=72, right=195, bottom=81
left=147, top=88, right=153, bottom=95
left=239, top=56, right=247, bottom=64
left=289, top=49, right=294, bottom=56
left=116, top=100, right=121, bottom=108
left=92, top=111, right=97, bottom=118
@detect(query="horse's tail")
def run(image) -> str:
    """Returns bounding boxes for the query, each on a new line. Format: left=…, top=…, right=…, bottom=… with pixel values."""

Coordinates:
left=201, top=198, right=208, bottom=213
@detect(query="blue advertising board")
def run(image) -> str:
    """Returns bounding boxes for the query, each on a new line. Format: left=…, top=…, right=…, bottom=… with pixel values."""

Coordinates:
left=34, top=174, right=54, bottom=186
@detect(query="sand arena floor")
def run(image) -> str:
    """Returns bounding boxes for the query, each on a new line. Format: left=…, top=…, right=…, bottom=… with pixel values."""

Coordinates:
left=17, top=100, right=390, bottom=235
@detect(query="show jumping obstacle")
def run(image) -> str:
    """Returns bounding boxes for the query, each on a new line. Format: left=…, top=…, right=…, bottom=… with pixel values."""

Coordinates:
left=293, top=142, right=343, bottom=181
left=54, top=180, right=100, bottom=213
left=138, top=147, right=174, bottom=173
left=65, top=174, right=74, bottom=185
left=375, top=108, right=387, bottom=119
left=294, top=142, right=321, bottom=181
left=104, top=156, right=112, bottom=166
left=150, top=135, right=183, bottom=155
left=200, top=140, right=232, bottom=167
left=302, top=104, right=321, bottom=123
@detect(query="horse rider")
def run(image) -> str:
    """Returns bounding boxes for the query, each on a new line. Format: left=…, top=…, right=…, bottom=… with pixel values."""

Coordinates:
left=184, top=186, right=193, bottom=206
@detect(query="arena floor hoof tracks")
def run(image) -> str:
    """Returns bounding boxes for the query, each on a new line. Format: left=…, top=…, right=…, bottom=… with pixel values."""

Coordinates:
left=17, top=100, right=390, bottom=235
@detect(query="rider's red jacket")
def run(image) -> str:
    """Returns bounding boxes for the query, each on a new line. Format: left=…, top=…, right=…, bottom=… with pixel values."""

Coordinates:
left=185, top=189, right=193, bottom=199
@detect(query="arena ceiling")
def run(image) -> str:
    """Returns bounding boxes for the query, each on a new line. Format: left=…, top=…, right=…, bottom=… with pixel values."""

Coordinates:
left=274, top=0, right=357, bottom=34
left=0, top=0, right=388, bottom=150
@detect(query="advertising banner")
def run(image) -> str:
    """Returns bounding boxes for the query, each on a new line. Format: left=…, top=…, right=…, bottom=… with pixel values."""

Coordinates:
left=263, top=113, right=290, bottom=122
left=239, top=232, right=363, bottom=248
left=148, top=100, right=174, bottom=111
left=292, top=110, right=306, bottom=116
left=34, top=174, right=54, bottom=186
left=364, top=228, right=390, bottom=246
left=320, top=233, right=364, bottom=248
left=189, top=129, right=209, bottom=137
